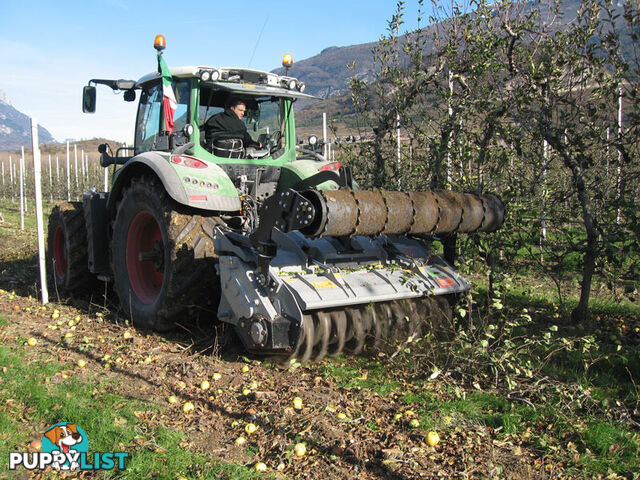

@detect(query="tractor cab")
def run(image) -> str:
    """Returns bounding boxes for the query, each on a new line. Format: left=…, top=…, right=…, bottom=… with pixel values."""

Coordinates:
left=84, top=62, right=314, bottom=165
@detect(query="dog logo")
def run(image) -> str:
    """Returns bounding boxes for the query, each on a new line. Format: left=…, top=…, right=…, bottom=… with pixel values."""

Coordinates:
left=9, top=422, right=129, bottom=471
left=41, top=423, right=89, bottom=471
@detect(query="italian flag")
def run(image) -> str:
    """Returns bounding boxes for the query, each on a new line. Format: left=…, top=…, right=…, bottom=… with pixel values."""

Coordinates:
left=158, top=53, right=176, bottom=133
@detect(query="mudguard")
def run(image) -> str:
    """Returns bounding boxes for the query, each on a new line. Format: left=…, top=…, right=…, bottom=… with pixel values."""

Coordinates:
left=279, top=159, right=341, bottom=191
left=108, top=152, right=241, bottom=213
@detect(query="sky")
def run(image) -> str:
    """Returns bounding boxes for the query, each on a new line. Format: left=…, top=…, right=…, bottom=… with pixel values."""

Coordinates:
left=0, top=0, right=433, bottom=144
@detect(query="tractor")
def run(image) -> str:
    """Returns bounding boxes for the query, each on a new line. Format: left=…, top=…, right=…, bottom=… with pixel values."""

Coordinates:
left=47, top=36, right=504, bottom=362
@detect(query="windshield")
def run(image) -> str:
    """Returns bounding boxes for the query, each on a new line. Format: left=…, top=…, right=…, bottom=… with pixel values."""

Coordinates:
left=199, top=88, right=285, bottom=154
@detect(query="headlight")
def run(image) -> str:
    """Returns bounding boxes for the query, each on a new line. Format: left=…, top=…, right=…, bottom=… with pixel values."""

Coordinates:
left=210, top=69, right=220, bottom=81
left=200, top=70, right=211, bottom=82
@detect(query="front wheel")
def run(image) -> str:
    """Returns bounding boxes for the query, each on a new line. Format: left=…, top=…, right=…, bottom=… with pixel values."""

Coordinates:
left=111, top=176, right=219, bottom=331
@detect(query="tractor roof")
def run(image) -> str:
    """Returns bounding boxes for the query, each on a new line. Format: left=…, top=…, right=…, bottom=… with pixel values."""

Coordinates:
left=137, top=66, right=318, bottom=100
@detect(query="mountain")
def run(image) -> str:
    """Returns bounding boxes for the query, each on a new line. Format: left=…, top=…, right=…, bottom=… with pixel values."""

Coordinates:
left=272, top=43, right=379, bottom=99
left=0, top=90, right=56, bottom=152
left=273, top=0, right=630, bottom=103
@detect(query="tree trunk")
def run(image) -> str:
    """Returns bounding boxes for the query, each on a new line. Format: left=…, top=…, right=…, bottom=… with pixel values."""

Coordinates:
left=372, top=127, right=387, bottom=188
left=567, top=156, right=598, bottom=325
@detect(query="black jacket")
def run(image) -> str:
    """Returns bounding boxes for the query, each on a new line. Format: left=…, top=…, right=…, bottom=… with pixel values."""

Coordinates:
left=204, top=109, right=258, bottom=148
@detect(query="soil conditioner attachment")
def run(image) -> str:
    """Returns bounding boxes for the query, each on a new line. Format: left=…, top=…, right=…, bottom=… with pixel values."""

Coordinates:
left=47, top=35, right=505, bottom=363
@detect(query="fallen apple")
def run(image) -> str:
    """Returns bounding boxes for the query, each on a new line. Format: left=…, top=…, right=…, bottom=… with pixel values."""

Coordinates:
left=168, top=395, right=178, bottom=404
left=77, top=359, right=86, bottom=368
left=182, top=402, right=195, bottom=413
left=27, top=337, right=37, bottom=347
left=241, top=365, right=250, bottom=373
left=294, top=442, right=307, bottom=457
left=235, top=436, right=246, bottom=446
left=245, top=423, right=257, bottom=434
left=427, top=431, right=440, bottom=446
left=212, top=372, right=222, bottom=381
left=409, top=419, right=420, bottom=428
left=200, top=380, right=210, bottom=391
left=254, top=462, right=267, bottom=472
left=292, top=397, right=303, bottom=410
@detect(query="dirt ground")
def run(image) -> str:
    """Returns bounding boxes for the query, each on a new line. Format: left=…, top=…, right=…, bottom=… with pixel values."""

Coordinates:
left=0, top=216, right=558, bottom=479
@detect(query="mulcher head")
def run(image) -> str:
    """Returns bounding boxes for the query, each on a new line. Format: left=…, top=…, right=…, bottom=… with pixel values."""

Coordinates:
left=217, top=187, right=506, bottom=363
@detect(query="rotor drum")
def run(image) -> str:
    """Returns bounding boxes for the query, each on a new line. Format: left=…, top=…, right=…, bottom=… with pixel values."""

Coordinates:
left=432, top=191, right=463, bottom=234
left=300, top=188, right=505, bottom=237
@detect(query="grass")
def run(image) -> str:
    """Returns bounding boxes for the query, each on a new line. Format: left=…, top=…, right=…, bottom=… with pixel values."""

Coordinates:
left=321, top=357, right=404, bottom=397
left=317, top=286, right=640, bottom=477
left=0, top=200, right=56, bottom=230
left=0, top=316, right=260, bottom=479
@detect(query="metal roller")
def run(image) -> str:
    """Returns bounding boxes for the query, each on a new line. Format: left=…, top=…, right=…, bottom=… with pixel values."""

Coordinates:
left=381, top=191, right=413, bottom=234
left=408, top=191, right=439, bottom=234
left=479, top=193, right=506, bottom=232
left=352, top=190, right=387, bottom=235
left=299, top=188, right=505, bottom=238
left=319, top=190, right=358, bottom=237
left=458, top=193, right=485, bottom=233
left=433, top=191, right=463, bottom=234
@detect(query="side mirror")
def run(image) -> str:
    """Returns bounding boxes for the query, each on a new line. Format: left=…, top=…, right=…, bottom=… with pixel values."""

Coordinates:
left=82, top=86, right=96, bottom=113
left=123, top=90, right=136, bottom=102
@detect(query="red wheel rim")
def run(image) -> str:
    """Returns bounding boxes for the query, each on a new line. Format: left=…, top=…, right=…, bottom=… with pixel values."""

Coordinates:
left=126, top=211, right=164, bottom=304
left=53, top=226, right=67, bottom=280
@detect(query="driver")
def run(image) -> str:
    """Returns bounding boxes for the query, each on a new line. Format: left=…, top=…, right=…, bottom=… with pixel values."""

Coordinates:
left=204, top=98, right=263, bottom=151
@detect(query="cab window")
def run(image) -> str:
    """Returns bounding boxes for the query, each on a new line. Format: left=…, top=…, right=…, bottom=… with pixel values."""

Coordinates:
left=172, top=79, right=191, bottom=135
left=135, top=79, right=191, bottom=152
left=135, top=82, right=162, bottom=153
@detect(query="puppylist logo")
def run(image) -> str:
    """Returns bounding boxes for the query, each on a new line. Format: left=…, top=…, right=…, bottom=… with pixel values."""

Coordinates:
left=9, top=422, right=129, bottom=472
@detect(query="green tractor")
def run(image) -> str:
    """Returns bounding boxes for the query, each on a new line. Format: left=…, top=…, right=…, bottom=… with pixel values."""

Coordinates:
left=47, top=36, right=505, bottom=362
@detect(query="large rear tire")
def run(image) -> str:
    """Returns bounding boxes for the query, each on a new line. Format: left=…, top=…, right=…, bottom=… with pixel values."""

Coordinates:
left=111, top=176, right=219, bottom=331
left=47, top=202, right=92, bottom=295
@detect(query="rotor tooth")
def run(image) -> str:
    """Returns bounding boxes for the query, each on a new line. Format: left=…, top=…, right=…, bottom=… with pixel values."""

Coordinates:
left=343, top=308, right=356, bottom=344
left=344, top=307, right=366, bottom=355
left=312, top=311, right=331, bottom=362
left=297, top=314, right=315, bottom=364
left=312, top=312, right=324, bottom=346
left=389, top=300, right=410, bottom=340
left=328, top=310, right=347, bottom=357
left=403, top=299, right=423, bottom=338
left=372, top=303, right=392, bottom=348
left=361, top=304, right=381, bottom=350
